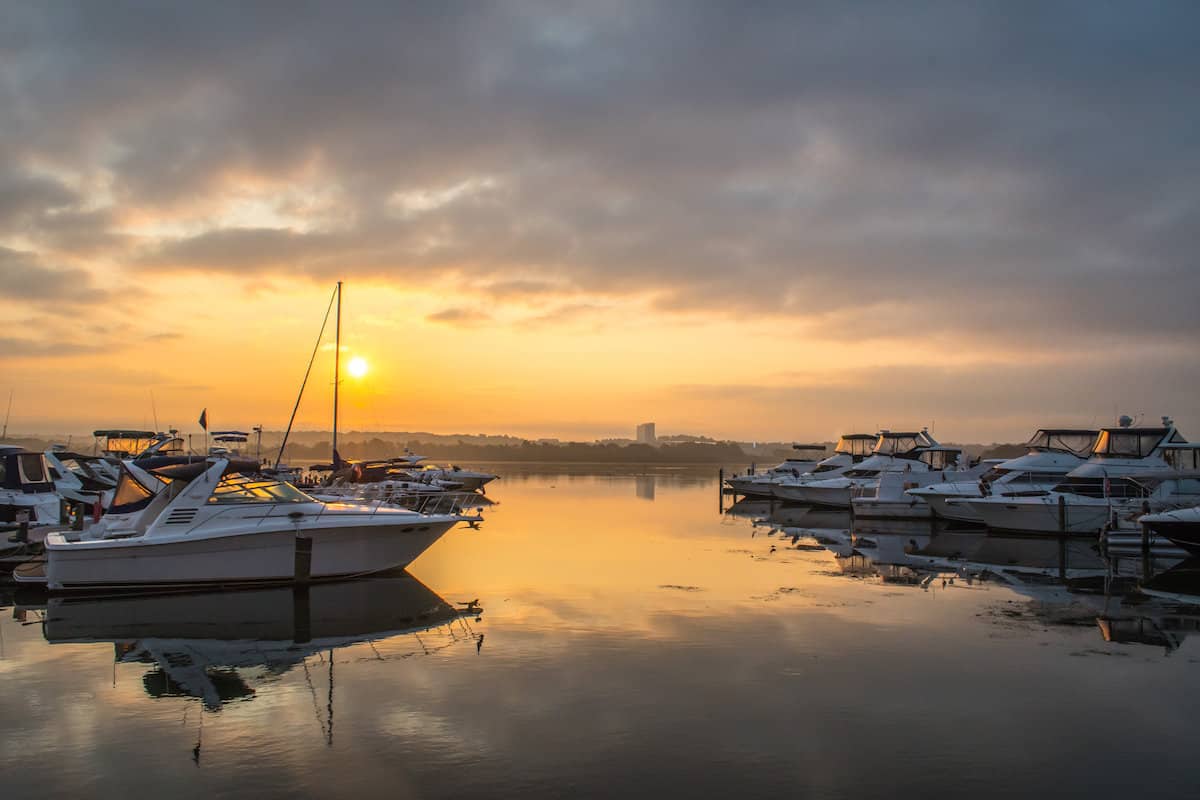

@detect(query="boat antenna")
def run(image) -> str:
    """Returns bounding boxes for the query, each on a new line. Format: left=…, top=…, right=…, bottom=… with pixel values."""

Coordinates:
left=150, top=390, right=160, bottom=431
left=332, top=280, right=342, bottom=468
left=1, top=389, right=12, bottom=439
left=275, top=285, right=338, bottom=469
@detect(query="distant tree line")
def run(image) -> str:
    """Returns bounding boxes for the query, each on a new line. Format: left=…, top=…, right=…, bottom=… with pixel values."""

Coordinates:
left=282, top=438, right=758, bottom=464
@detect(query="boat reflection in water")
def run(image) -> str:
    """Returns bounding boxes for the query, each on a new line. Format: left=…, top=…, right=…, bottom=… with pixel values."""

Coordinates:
left=32, top=573, right=482, bottom=713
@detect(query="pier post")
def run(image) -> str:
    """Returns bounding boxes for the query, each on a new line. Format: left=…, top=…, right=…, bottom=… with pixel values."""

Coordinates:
left=1057, top=494, right=1066, bottom=533
left=718, top=468, right=724, bottom=514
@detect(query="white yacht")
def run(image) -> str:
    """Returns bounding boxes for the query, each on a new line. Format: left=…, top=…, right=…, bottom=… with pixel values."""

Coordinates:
left=969, top=418, right=1200, bottom=534
left=777, top=430, right=965, bottom=508
left=13, top=455, right=473, bottom=591
left=850, top=452, right=989, bottom=521
left=398, top=464, right=498, bottom=492
left=724, top=444, right=829, bottom=498
left=770, top=434, right=877, bottom=501
left=907, top=428, right=1096, bottom=523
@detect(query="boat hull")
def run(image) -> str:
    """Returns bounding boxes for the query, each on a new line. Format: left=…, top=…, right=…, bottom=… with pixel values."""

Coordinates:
left=774, top=484, right=851, bottom=508
left=1142, top=520, right=1200, bottom=557
left=725, top=478, right=777, bottom=498
left=925, top=495, right=985, bottom=523
left=851, top=498, right=932, bottom=521
left=39, top=519, right=457, bottom=591
left=969, top=496, right=1115, bottom=534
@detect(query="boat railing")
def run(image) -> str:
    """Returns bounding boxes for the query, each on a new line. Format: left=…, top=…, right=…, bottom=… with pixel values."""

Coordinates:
left=315, top=489, right=487, bottom=519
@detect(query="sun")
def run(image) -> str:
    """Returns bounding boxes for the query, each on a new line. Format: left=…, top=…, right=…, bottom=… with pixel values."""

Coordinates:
left=347, top=356, right=369, bottom=378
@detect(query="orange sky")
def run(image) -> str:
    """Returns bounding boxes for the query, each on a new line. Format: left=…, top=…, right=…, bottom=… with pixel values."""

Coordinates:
left=3, top=5, right=1197, bottom=443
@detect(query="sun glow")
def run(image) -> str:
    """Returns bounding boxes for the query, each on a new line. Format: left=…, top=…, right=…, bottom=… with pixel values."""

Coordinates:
left=347, top=356, right=369, bottom=378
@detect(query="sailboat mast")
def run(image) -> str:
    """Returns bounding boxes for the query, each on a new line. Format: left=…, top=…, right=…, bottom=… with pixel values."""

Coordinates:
left=332, top=281, right=342, bottom=462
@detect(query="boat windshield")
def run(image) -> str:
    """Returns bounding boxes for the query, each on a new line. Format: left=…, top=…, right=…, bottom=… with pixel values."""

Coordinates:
left=1091, top=429, right=1166, bottom=459
left=1026, top=430, right=1095, bottom=456
left=208, top=474, right=314, bottom=504
left=110, top=468, right=165, bottom=514
left=17, top=453, right=47, bottom=483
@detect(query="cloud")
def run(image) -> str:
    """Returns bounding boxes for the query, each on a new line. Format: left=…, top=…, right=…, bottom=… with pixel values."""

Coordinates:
left=2, top=1, right=1198, bottom=404
left=426, top=307, right=492, bottom=326
left=0, top=247, right=104, bottom=304
left=0, top=335, right=105, bottom=360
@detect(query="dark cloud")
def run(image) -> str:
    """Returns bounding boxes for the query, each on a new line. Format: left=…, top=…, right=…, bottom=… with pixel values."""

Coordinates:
left=2, top=1, right=1198, bottom=359
left=0, top=246, right=102, bottom=304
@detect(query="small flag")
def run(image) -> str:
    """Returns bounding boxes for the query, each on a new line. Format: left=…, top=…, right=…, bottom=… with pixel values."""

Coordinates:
left=198, top=408, right=208, bottom=431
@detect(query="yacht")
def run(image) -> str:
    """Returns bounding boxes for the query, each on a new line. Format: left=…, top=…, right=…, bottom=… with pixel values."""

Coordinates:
left=44, top=449, right=118, bottom=506
left=776, top=430, right=966, bottom=508
left=0, top=446, right=61, bottom=526
left=907, top=429, right=1096, bottom=523
left=969, top=418, right=1200, bottom=534
left=12, top=455, right=474, bottom=591
left=850, top=451, right=988, bottom=521
left=770, top=434, right=877, bottom=501
left=724, top=444, right=829, bottom=498
left=397, top=464, right=498, bottom=492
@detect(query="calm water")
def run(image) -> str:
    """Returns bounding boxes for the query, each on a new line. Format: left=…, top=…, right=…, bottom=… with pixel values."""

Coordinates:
left=3, top=466, right=1200, bottom=799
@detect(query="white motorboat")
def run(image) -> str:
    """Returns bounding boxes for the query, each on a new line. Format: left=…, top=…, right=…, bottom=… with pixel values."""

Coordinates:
left=724, top=443, right=829, bottom=498
left=779, top=430, right=966, bottom=508
left=399, top=464, right=498, bottom=492
left=851, top=455, right=990, bottom=522
left=970, top=418, right=1200, bottom=534
left=907, top=428, right=1096, bottom=523
left=13, top=456, right=471, bottom=591
left=769, top=434, right=877, bottom=500
left=44, top=449, right=117, bottom=507
left=1, top=446, right=63, bottom=526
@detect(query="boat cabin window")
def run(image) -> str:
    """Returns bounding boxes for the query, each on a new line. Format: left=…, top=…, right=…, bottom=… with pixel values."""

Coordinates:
left=17, top=453, right=47, bottom=484
left=1164, top=447, right=1200, bottom=471
left=980, top=467, right=1011, bottom=482
left=208, top=474, right=314, bottom=504
left=844, top=469, right=879, bottom=478
left=1091, top=429, right=1165, bottom=459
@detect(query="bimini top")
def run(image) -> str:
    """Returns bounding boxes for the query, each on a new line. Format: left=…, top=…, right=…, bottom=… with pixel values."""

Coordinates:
left=1090, top=426, right=1185, bottom=459
left=1025, top=429, right=1097, bottom=457
left=872, top=430, right=937, bottom=457
left=136, top=455, right=261, bottom=481
left=833, top=434, right=877, bottom=459
left=93, top=429, right=158, bottom=439
left=790, top=443, right=828, bottom=453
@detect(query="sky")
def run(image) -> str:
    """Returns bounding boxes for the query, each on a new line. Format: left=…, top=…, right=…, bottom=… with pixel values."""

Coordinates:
left=2, top=1, right=1197, bottom=443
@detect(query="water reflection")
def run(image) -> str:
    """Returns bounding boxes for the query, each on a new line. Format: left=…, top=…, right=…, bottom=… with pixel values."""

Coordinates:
left=634, top=474, right=655, bottom=501
left=4, top=467, right=1200, bottom=798
left=17, top=574, right=481, bottom=713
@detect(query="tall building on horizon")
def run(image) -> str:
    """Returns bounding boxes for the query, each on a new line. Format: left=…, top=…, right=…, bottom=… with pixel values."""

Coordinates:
left=636, top=422, right=656, bottom=444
